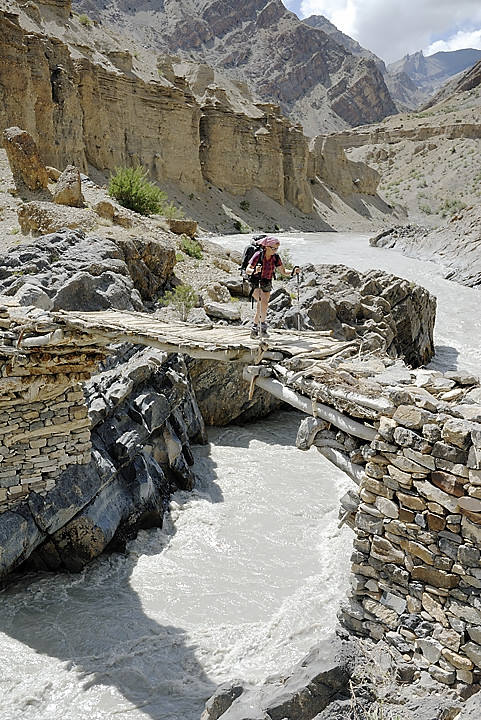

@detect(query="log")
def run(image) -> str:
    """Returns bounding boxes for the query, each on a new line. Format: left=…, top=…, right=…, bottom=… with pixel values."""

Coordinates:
left=316, top=446, right=365, bottom=484
left=244, top=371, right=377, bottom=441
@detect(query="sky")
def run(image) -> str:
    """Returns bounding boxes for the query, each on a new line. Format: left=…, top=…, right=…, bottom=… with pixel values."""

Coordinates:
left=282, top=0, right=481, bottom=64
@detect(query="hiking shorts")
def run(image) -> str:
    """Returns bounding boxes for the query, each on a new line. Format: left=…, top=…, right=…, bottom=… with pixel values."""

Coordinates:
left=251, top=277, right=273, bottom=293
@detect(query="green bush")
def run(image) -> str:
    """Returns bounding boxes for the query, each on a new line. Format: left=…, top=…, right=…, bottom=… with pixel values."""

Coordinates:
left=108, top=166, right=170, bottom=216
left=78, top=14, right=92, bottom=27
left=180, top=235, right=203, bottom=259
left=160, top=284, right=197, bottom=321
left=438, top=198, right=467, bottom=218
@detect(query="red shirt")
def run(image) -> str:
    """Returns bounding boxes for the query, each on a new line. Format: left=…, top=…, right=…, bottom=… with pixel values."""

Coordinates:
left=248, top=251, right=282, bottom=280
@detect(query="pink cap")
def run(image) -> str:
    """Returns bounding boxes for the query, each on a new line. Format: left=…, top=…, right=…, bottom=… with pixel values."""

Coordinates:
left=260, top=236, right=280, bottom=247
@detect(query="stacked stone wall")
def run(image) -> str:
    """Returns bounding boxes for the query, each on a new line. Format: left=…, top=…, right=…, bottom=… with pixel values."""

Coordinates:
left=0, top=384, right=91, bottom=512
left=0, top=301, right=106, bottom=515
left=268, top=352, right=481, bottom=691
left=332, top=383, right=481, bottom=688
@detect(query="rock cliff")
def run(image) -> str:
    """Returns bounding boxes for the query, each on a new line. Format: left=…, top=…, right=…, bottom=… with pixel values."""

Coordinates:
left=330, top=83, right=481, bottom=227
left=71, top=0, right=398, bottom=136
left=0, top=1, right=393, bottom=233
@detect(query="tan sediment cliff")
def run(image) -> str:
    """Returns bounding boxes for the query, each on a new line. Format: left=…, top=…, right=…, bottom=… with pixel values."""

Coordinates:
left=71, top=0, right=398, bottom=137
left=0, top=1, right=381, bottom=223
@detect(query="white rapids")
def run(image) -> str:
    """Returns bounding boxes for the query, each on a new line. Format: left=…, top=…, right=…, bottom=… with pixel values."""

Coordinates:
left=0, top=233, right=479, bottom=720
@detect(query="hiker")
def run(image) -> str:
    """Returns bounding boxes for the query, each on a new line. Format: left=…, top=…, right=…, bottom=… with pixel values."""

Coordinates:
left=245, top=236, right=299, bottom=338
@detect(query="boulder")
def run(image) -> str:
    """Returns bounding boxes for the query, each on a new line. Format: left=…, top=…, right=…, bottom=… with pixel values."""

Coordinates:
left=115, top=234, right=177, bottom=301
left=13, top=283, right=53, bottom=310
left=202, top=282, right=232, bottom=304
left=94, top=200, right=133, bottom=228
left=3, top=126, right=50, bottom=191
left=52, top=165, right=85, bottom=207
left=165, top=218, right=198, bottom=237
left=204, top=302, right=241, bottom=321
left=18, top=201, right=98, bottom=235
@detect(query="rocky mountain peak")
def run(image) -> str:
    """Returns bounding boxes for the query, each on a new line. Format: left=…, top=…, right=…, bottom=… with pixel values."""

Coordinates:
left=71, top=0, right=398, bottom=135
left=388, top=47, right=481, bottom=98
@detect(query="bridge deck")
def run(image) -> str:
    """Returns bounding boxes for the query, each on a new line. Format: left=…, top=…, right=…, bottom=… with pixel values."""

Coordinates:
left=50, top=309, right=356, bottom=363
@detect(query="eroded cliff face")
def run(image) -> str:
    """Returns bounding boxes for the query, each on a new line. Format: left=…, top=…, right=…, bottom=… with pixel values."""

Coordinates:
left=0, top=1, right=381, bottom=221
left=71, top=0, right=398, bottom=137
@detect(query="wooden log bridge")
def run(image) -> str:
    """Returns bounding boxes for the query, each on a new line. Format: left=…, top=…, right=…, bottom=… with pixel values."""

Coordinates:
left=3, top=301, right=481, bottom=687
left=30, top=307, right=355, bottom=363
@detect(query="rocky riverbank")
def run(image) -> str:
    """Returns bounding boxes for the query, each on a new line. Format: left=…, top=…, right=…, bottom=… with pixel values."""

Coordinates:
left=370, top=210, right=481, bottom=288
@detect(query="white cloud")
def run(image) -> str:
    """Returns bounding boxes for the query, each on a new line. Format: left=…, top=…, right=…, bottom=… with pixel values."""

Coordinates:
left=426, top=28, right=481, bottom=55
left=296, top=0, right=481, bottom=63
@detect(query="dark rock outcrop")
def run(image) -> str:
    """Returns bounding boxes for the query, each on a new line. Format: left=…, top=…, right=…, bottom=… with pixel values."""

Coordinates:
left=267, top=263, right=436, bottom=368
left=0, top=227, right=176, bottom=310
left=201, top=634, right=466, bottom=720
left=201, top=635, right=357, bottom=720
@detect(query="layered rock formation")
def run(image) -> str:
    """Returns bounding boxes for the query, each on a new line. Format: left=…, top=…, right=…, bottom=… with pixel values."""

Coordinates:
left=71, top=0, right=398, bottom=136
left=0, top=3, right=387, bottom=229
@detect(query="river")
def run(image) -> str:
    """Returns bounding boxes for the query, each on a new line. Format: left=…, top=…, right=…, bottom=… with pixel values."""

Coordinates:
left=0, top=233, right=479, bottom=720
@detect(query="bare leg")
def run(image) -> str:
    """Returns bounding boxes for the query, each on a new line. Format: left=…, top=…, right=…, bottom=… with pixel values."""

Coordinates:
left=253, top=288, right=270, bottom=324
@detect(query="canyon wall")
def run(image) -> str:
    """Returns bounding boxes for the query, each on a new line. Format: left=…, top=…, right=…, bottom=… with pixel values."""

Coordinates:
left=0, top=2, right=380, bottom=218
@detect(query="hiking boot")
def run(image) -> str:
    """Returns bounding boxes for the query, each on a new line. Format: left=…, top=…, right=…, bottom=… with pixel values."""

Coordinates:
left=250, top=324, right=259, bottom=338
left=260, top=323, right=269, bottom=337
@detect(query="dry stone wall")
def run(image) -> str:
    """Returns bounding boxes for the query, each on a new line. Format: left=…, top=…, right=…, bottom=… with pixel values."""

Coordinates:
left=339, top=400, right=481, bottom=688
left=0, top=302, right=106, bottom=513
left=279, top=353, right=481, bottom=691
left=0, top=386, right=92, bottom=511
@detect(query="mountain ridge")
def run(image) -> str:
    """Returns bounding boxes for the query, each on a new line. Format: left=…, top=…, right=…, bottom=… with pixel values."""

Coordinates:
left=71, top=0, right=398, bottom=136
left=302, top=15, right=481, bottom=112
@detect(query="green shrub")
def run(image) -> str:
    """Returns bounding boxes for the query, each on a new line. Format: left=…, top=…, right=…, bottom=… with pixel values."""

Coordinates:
left=180, top=235, right=203, bottom=259
left=233, top=219, right=251, bottom=233
left=418, top=204, right=432, bottom=215
left=240, top=200, right=250, bottom=212
left=108, top=166, right=169, bottom=216
left=160, top=284, right=197, bottom=321
left=78, top=14, right=92, bottom=27
left=438, top=198, right=467, bottom=217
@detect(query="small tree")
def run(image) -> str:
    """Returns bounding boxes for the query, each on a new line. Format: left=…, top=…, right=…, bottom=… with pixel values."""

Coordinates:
left=160, top=285, right=197, bottom=321
left=108, top=166, right=169, bottom=216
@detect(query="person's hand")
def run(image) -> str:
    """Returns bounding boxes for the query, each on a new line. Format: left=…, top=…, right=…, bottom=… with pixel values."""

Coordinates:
left=292, top=266, right=300, bottom=276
